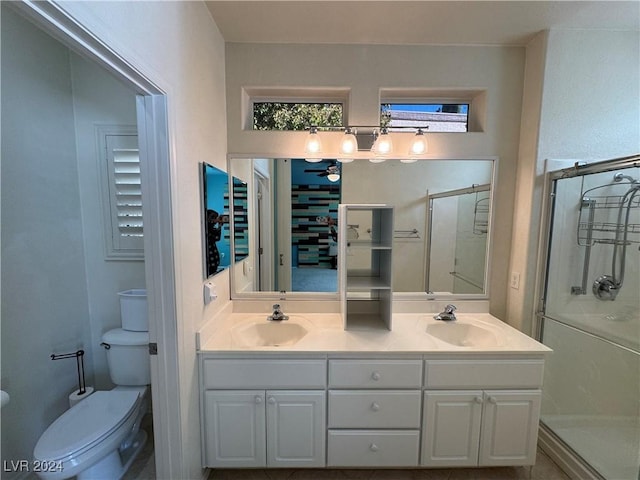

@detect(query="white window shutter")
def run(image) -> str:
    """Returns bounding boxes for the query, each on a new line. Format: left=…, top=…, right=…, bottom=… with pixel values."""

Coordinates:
left=103, top=132, right=144, bottom=259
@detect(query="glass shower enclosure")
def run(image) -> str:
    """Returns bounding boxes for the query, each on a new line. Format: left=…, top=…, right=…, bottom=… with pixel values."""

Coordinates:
left=538, top=155, right=639, bottom=480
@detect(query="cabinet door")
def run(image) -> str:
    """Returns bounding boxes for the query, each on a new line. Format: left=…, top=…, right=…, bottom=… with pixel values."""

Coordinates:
left=421, top=391, right=483, bottom=467
left=266, top=390, right=326, bottom=467
left=203, top=390, right=266, bottom=467
left=479, top=390, right=542, bottom=466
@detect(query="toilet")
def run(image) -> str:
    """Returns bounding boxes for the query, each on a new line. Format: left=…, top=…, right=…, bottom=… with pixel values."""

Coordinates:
left=33, top=328, right=150, bottom=480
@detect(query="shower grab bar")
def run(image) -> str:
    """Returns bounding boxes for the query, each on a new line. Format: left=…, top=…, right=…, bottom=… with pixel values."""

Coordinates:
left=572, top=198, right=596, bottom=295
left=394, top=228, right=420, bottom=239
left=449, top=271, right=483, bottom=290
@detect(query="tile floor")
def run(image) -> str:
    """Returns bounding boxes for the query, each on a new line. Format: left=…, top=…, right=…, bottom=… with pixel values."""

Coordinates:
left=207, top=448, right=571, bottom=480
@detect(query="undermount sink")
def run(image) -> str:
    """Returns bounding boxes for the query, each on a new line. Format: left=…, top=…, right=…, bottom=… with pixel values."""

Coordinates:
left=232, top=317, right=310, bottom=347
left=426, top=321, right=502, bottom=347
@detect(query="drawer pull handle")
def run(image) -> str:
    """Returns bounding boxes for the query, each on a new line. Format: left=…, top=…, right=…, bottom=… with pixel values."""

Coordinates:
left=268, top=396, right=277, bottom=405
left=255, top=395, right=263, bottom=404
left=369, top=443, right=379, bottom=452
left=488, top=396, right=497, bottom=404
left=474, top=396, right=483, bottom=404
left=371, top=371, right=381, bottom=381
left=371, top=402, right=380, bottom=411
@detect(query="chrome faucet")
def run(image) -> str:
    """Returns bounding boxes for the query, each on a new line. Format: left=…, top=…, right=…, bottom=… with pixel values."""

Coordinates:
left=268, top=304, right=289, bottom=321
left=434, top=304, right=457, bottom=321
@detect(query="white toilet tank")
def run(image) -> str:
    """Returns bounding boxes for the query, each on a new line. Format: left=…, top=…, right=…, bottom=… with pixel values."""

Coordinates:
left=102, top=328, right=151, bottom=386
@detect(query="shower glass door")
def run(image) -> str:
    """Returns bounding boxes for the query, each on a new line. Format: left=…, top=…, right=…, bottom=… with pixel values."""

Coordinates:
left=539, top=157, right=640, bottom=480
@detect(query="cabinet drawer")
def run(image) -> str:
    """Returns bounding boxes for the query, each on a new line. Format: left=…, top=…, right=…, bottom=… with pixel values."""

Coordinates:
left=424, top=359, right=544, bottom=389
left=203, top=359, right=326, bottom=389
left=329, top=360, right=422, bottom=388
left=327, top=430, right=420, bottom=467
left=328, top=390, right=421, bottom=428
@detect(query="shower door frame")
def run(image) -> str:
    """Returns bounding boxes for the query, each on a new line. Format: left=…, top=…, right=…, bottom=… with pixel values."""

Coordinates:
left=534, top=153, right=640, bottom=480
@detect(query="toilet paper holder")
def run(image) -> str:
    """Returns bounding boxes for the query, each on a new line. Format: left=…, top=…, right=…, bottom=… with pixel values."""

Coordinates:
left=51, top=349, right=86, bottom=395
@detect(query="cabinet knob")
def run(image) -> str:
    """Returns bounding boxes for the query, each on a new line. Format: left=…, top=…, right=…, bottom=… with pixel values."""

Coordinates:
left=369, top=443, right=379, bottom=452
left=474, top=396, right=483, bottom=404
left=254, top=395, right=263, bottom=404
left=488, top=396, right=497, bottom=404
left=370, top=402, right=380, bottom=412
left=371, top=371, right=381, bottom=381
left=268, top=396, right=276, bottom=405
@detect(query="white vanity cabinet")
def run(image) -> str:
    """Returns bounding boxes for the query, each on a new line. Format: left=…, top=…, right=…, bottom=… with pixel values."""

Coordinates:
left=327, top=359, right=422, bottom=467
left=199, top=352, right=547, bottom=471
left=201, top=358, right=326, bottom=468
left=421, top=358, right=544, bottom=467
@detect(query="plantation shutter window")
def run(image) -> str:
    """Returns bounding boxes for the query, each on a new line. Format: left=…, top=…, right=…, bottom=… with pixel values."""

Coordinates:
left=104, top=133, right=144, bottom=258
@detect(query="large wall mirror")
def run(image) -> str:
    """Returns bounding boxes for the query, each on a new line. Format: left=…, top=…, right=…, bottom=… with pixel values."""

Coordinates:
left=201, top=162, right=230, bottom=278
left=228, top=157, right=495, bottom=298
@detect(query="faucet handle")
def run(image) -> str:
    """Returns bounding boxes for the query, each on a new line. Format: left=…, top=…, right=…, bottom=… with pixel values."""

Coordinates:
left=444, top=304, right=457, bottom=313
left=272, top=303, right=281, bottom=310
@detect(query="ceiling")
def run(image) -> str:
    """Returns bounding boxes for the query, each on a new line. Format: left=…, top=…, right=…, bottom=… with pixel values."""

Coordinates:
left=205, top=1, right=639, bottom=46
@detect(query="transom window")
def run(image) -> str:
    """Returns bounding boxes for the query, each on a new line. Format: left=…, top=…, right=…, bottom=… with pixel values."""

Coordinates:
left=381, top=103, right=469, bottom=132
left=253, top=102, right=343, bottom=131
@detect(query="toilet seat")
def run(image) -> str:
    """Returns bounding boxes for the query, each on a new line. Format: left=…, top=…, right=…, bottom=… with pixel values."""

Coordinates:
left=34, top=390, right=140, bottom=463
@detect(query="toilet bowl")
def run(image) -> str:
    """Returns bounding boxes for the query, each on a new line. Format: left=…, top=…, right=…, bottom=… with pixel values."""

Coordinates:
left=33, top=387, right=148, bottom=480
left=34, top=326, right=150, bottom=480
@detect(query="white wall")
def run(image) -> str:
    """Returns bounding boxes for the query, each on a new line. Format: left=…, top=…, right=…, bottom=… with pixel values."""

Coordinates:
left=69, top=52, right=146, bottom=388
left=508, top=29, right=640, bottom=333
left=1, top=7, right=94, bottom=472
left=54, top=2, right=229, bottom=478
left=225, top=43, right=526, bottom=318
left=1, top=6, right=149, bottom=473
left=1, top=2, right=228, bottom=479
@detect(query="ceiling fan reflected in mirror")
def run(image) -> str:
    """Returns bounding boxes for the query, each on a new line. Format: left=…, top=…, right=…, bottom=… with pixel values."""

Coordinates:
left=304, top=160, right=340, bottom=182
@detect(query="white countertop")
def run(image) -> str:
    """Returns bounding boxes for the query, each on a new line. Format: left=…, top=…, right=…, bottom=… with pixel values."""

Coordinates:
left=197, top=309, right=551, bottom=355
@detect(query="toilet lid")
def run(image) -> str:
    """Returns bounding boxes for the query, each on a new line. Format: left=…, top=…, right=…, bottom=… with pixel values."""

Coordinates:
left=34, top=390, right=140, bottom=462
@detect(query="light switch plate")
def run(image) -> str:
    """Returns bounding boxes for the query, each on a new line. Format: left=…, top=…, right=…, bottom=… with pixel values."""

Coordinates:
left=203, top=281, right=217, bottom=304
left=510, top=272, right=521, bottom=290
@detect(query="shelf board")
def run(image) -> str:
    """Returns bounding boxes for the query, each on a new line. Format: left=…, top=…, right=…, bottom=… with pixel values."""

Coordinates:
left=346, top=276, right=391, bottom=290
left=343, top=313, right=390, bottom=331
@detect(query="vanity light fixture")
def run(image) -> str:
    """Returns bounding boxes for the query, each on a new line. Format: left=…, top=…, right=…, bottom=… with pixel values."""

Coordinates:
left=340, top=127, right=358, bottom=156
left=402, top=128, right=428, bottom=163
left=410, top=128, right=428, bottom=154
left=372, top=127, right=393, bottom=156
left=304, top=125, right=431, bottom=161
left=304, top=126, right=323, bottom=162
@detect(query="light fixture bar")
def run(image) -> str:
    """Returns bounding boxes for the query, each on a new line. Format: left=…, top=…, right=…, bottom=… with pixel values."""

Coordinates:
left=304, top=125, right=431, bottom=160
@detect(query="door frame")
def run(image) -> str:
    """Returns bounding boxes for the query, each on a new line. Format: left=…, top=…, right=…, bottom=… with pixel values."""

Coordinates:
left=12, top=2, right=181, bottom=477
left=275, top=159, right=292, bottom=292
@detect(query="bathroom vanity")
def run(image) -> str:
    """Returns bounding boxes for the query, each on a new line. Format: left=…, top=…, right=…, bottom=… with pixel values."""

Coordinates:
left=197, top=311, right=550, bottom=470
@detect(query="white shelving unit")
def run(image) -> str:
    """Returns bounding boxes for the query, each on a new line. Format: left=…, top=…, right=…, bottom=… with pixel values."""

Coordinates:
left=338, top=204, right=394, bottom=331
